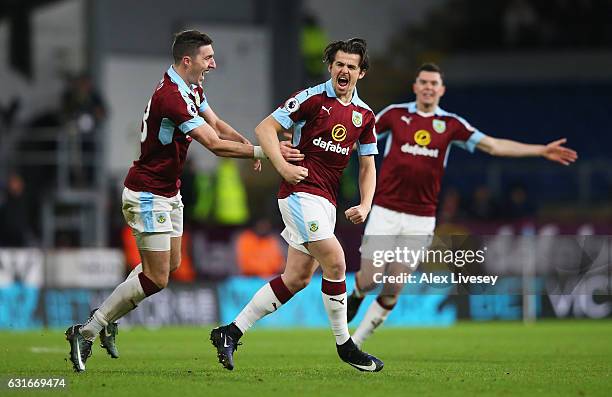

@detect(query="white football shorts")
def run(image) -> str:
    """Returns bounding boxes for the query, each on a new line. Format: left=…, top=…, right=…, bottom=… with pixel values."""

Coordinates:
left=121, top=187, right=184, bottom=251
left=278, top=192, right=336, bottom=255
left=361, top=204, right=435, bottom=265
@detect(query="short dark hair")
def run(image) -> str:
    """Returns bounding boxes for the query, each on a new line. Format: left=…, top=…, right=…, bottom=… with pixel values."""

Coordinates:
left=172, top=30, right=213, bottom=64
left=416, top=62, right=443, bottom=81
left=323, top=38, right=369, bottom=71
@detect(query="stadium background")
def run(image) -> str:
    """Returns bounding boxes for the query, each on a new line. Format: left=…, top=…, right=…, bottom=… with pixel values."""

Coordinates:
left=0, top=0, right=610, bottom=352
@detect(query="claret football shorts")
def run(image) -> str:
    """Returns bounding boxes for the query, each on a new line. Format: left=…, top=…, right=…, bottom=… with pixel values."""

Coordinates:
left=121, top=187, right=184, bottom=251
left=361, top=204, right=435, bottom=266
left=278, top=192, right=336, bottom=255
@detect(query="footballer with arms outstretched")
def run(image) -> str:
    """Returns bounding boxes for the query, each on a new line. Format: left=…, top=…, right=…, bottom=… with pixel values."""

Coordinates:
left=210, top=38, right=384, bottom=372
left=64, top=30, right=297, bottom=372
left=347, top=63, right=578, bottom=347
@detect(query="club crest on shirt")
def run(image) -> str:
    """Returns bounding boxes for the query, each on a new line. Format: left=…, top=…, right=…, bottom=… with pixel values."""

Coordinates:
left=352, top=111, right=363, bottom=127
left=433, top=119, right=446, bottom=133
left=308, top=221, right=319, bottom=233
left=284, top=97, right=300, bottom=114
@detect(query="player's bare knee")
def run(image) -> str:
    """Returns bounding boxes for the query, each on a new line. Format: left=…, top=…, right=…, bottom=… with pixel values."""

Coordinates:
left=361, top=259, right=377, bottom=273
left=283, top=272, right=312, bottom=292
left=290, top=279, right=310, bottom=292
left=357, top=279, right=377, bottom=293
left=356, top=270, right=377, bottom=291
left=325, top=260, right=346, bottom=280
left=296, top=271, right=314, bottom=290
left=299, top=273, right=313, bottom=290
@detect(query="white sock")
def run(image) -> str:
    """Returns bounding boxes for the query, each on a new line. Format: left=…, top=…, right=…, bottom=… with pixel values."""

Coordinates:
left=352, top=299, right=392, bottom=347
left=234, top=281, right=287, bottom=334
left=126, top=263, right=142, bottom=280
left=79, top=310, right=108, bottom=341
left=80, top=276, right=147, bottom=340
left=321, top=277, right=350, bottom=345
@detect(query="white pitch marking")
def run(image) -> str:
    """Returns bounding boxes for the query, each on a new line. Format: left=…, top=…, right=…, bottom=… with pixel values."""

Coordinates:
left=30, top=346, right=66, bottom=354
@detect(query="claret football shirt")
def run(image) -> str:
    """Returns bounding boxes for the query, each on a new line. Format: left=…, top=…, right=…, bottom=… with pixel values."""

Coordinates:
left=124, top=66, right=208, bottom=197
left=272, top=80, right=378, bottom=206
left=373, top=102, right=486, bottom=216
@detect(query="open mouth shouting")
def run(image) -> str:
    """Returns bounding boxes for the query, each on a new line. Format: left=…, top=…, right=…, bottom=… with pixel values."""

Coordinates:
left=337, top=75, right=349, bottom=89
left=199, top=69, right=212, bottom=84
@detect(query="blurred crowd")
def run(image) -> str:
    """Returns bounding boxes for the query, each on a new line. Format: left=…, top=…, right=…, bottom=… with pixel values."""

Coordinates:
left=0, top=73, right=106, bottom=247
left=501, top=0, right=610, bottom=49
left=390, top=0, right=612, bottom=53
left=438, top=184, right=535, bottom=224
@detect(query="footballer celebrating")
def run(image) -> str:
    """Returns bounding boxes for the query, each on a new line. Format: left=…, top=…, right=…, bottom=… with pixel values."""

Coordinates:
left=211, top=38, right=383, bottom=372
left=65, top=30, right=277, bottom=372
left=347, top=63, right=578, bottom=346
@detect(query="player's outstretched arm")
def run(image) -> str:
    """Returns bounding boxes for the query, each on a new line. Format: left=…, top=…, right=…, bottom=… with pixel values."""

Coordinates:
left=345, top=155, right=376, bottom=224
left=255, top=115, right=308, bottom=185
left=199, top=110, right=304, bottom=162
left=189, top=123, right=258, bottom=159
left=201, top=107, right=250, bottom=144
left=476, top=136, right=578, bottom=165
left=200, top=107, right=262, bottom=171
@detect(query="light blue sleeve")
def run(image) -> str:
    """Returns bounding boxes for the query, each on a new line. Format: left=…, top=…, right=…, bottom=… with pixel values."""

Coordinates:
left=179, top=116, right=206, bottom=134
left=357, top=142, right=378, bottom=156
left=199, top=93, right=209, bottom=113
left=453, top=130, right=486, bottom=153
left=271, top=86, right=323, bottom=130
left=272, top=107, right=294, bottom=129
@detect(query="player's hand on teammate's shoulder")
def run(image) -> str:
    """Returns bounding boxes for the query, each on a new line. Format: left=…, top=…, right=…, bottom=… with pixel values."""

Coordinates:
left=345, top=204, right=371, bottom=224
left=280, top=141, right=305, bottom=162
left=280, top=163, right=308, bottom=185
left=543, top=138, right=578, bottom=166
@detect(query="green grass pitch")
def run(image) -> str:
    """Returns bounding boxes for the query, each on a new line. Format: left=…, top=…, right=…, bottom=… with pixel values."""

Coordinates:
left=0, top=321, right=610, bottom=396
